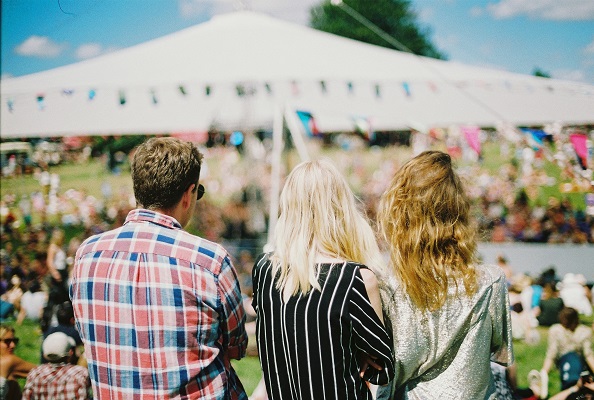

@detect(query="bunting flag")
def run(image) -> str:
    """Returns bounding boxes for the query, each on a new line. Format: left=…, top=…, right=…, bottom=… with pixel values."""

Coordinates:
left=374, top=84, right=381, bottom=98
left=151, top=89, right=158, bottom=104
left=402, top=82, right=411, bottom=97
left=296, top=110, right=320, bottom=137
left=461, top=125, right=481, bottom=155
left=7, top=98, right=14, bottom=113
left=352, top=116, right=373, bottom=141
left=36, top=94, right=45, bottom=110
left=320, top=80, right=327, bottom=93
left=569, top=133, right=589, bottom=169
left=520, top=128, right=547, bottom=150
left=178, top=85, right=187, bottom=96
left=291, top=80, right=300, bottom=96
left=235, top=84, right=246, bottom=97
left=119, top=90, right=126, bottom=105
left=88, top=89, right=96, bottom=100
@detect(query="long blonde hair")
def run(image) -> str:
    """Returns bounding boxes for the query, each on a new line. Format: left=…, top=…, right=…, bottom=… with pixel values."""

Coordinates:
left=378, top=151, right=478, bottom=311
left=272, top=159, right=385, bottom=295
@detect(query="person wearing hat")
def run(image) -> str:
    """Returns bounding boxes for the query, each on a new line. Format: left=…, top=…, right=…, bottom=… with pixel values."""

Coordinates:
left=22, top=332, right=91, bottom=399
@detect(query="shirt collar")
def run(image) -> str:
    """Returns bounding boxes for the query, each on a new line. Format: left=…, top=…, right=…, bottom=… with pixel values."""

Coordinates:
left=124, top=209, right=183, bottom=230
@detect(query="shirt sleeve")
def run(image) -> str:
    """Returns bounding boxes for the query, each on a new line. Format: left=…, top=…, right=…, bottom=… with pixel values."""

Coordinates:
left=545, top=325, right=562, bottom=364
left=581, top=327, right=593, bottom=359
left=490, top=269, right=514, bottom=366
left=218, top=255, right=248, bottom=361
left=350, top=266, right=395, bottom=385
left=251, top=253, right=268, bottom=313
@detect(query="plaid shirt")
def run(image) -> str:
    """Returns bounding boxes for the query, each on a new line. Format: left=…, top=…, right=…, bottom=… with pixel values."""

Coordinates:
left=70, top=209, right=248, bottom=399
left=22, top=363, right=91, bottom=399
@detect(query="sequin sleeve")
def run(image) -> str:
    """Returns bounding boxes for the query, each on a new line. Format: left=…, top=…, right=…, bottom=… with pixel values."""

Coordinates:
left=490, top=267, right=514, bottom=366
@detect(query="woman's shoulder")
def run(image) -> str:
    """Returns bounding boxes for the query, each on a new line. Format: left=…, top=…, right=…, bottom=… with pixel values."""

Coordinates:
left=475, top=264, right=507, bottom=286
left=254, top=252, right=273, bottom=271
left=0, top=354, right=20, bottom=371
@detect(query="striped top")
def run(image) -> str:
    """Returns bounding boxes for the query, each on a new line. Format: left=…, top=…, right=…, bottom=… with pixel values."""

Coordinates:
left=252, top=253, right=394, bottom=400
left=70, top=209, right=248, bottom=400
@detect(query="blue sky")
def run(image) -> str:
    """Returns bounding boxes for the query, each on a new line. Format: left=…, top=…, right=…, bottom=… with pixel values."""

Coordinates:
left=2, top=0, right=594, bottom=84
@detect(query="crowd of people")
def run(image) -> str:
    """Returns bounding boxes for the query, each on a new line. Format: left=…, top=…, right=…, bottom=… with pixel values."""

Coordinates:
left=0, top=137, right=592, bottom=399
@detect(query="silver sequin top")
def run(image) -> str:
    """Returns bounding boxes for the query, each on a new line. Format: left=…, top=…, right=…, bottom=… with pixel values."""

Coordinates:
left=376, top=264, right=514, bottom=400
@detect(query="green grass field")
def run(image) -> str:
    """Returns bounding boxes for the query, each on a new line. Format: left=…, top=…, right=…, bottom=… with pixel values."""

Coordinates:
left=0, top=140, right=588, bottom=216
left=6, top=315, right=593, bottom=397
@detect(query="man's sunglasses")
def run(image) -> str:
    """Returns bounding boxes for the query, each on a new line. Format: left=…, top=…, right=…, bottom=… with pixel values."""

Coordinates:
left=196, top=184, right=205, bottom=200
left=1, top=338, right=19, bottom=346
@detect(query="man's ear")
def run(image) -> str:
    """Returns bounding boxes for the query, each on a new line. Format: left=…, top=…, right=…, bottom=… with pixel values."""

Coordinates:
left=181, top=184, right=196, bottom=209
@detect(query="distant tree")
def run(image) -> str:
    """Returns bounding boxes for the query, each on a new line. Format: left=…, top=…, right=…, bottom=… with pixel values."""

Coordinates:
left=310, top=0, right=446, bottom=60
left=532, top=67, right=551, bottom=78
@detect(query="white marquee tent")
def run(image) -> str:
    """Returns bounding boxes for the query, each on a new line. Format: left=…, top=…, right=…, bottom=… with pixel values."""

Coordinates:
left=1, top=11, right=594, bottom=138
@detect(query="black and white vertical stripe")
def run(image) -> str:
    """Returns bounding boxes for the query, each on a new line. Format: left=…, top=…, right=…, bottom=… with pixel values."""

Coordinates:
left=252, top=254, right=394, bottom=400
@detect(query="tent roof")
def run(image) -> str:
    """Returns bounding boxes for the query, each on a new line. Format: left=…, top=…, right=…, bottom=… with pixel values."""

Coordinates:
left=2, top=11, right=593, bottom=137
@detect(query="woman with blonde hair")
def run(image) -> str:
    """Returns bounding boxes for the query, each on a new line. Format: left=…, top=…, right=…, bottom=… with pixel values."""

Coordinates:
left=252, top=159, right=394, bottom=400
left=376, top=150, right=513, bottom=400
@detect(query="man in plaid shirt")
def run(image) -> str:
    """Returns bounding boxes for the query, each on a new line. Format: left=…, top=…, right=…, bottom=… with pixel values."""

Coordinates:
left=22, top=332, right=92, bottom=399
left=70, top=137, right=248, bottom=399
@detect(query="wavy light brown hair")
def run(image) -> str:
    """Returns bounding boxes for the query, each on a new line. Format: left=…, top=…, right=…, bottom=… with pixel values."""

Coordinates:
left=377, top=150, right=478, bottom=311
left=131, top=137, right=203, bottom=210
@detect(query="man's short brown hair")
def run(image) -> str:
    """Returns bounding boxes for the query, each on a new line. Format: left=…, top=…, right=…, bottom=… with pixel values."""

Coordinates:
left=131, top=137, right=203, bottom=210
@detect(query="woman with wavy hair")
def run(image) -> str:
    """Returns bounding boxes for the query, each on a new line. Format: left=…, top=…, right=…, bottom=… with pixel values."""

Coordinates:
left=252, top=159, right=394, bottom=400
left=376, top=150, right=513, bottom=400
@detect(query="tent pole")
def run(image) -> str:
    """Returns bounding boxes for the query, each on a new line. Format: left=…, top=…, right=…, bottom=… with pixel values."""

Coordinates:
left=284, top=108, right=311, bottom=162
left=266, top=104, right=284, bottom=250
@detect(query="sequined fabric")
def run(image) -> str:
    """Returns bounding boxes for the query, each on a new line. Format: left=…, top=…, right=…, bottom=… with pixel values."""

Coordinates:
left=376, top=264, right=514, bottom=400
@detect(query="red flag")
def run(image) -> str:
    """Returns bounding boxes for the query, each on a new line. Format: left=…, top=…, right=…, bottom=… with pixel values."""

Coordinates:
left=569, top=133, right=588, bottom=169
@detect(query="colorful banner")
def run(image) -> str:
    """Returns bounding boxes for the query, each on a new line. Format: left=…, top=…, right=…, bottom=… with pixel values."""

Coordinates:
left=352, top=116, right=373, bottom=141
left=461, top=125, right=481, bottom=155
left=569, top=133, right=588, bottom=169
left=520, top=128, right=547, bottom=150
left=295, top=110, right=320, bottom=137
left=402, top=82, right=411, bottom=97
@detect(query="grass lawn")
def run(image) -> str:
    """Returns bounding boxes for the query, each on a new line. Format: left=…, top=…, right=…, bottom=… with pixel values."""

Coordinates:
left=7, top=315, right=593, bottom=397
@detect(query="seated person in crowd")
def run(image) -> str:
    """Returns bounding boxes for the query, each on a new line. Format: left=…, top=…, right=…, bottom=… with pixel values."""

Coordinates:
left=541, top=307, right=594, bottom=391
left=536, top=282, right=564, bottom=327
left=22, top=332, right=91, bottom=399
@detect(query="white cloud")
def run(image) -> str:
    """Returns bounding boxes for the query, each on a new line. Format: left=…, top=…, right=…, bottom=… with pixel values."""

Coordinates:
left=551, top=68, right=586, bottom=83
left=75, top=43, right=119, bottom=60
left=416, top=6, right=435, bottom=23
left=485, top=0, right=594, bottom=21
left=433, top=33, right=460, bottom=52
left=76, top=43, right=102, bottom=59
left=178, top=0, right=319, bottom=24
left=178, top=0, right=220, bottom=19
left=15, top=36, right=67, bottom=58
left=584, top=38, right=594, bottom=54
left=469, top=6, right=484, bottom=17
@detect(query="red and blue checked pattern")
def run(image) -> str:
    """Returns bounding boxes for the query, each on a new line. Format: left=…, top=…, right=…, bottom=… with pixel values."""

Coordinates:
left=22, top=363, right=92, bottom=399
left=70, top=209, right=248, bottom=399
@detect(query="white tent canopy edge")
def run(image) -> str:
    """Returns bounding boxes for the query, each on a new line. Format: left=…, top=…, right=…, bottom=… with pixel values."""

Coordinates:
left=1, top=11, right=594, bottom=138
